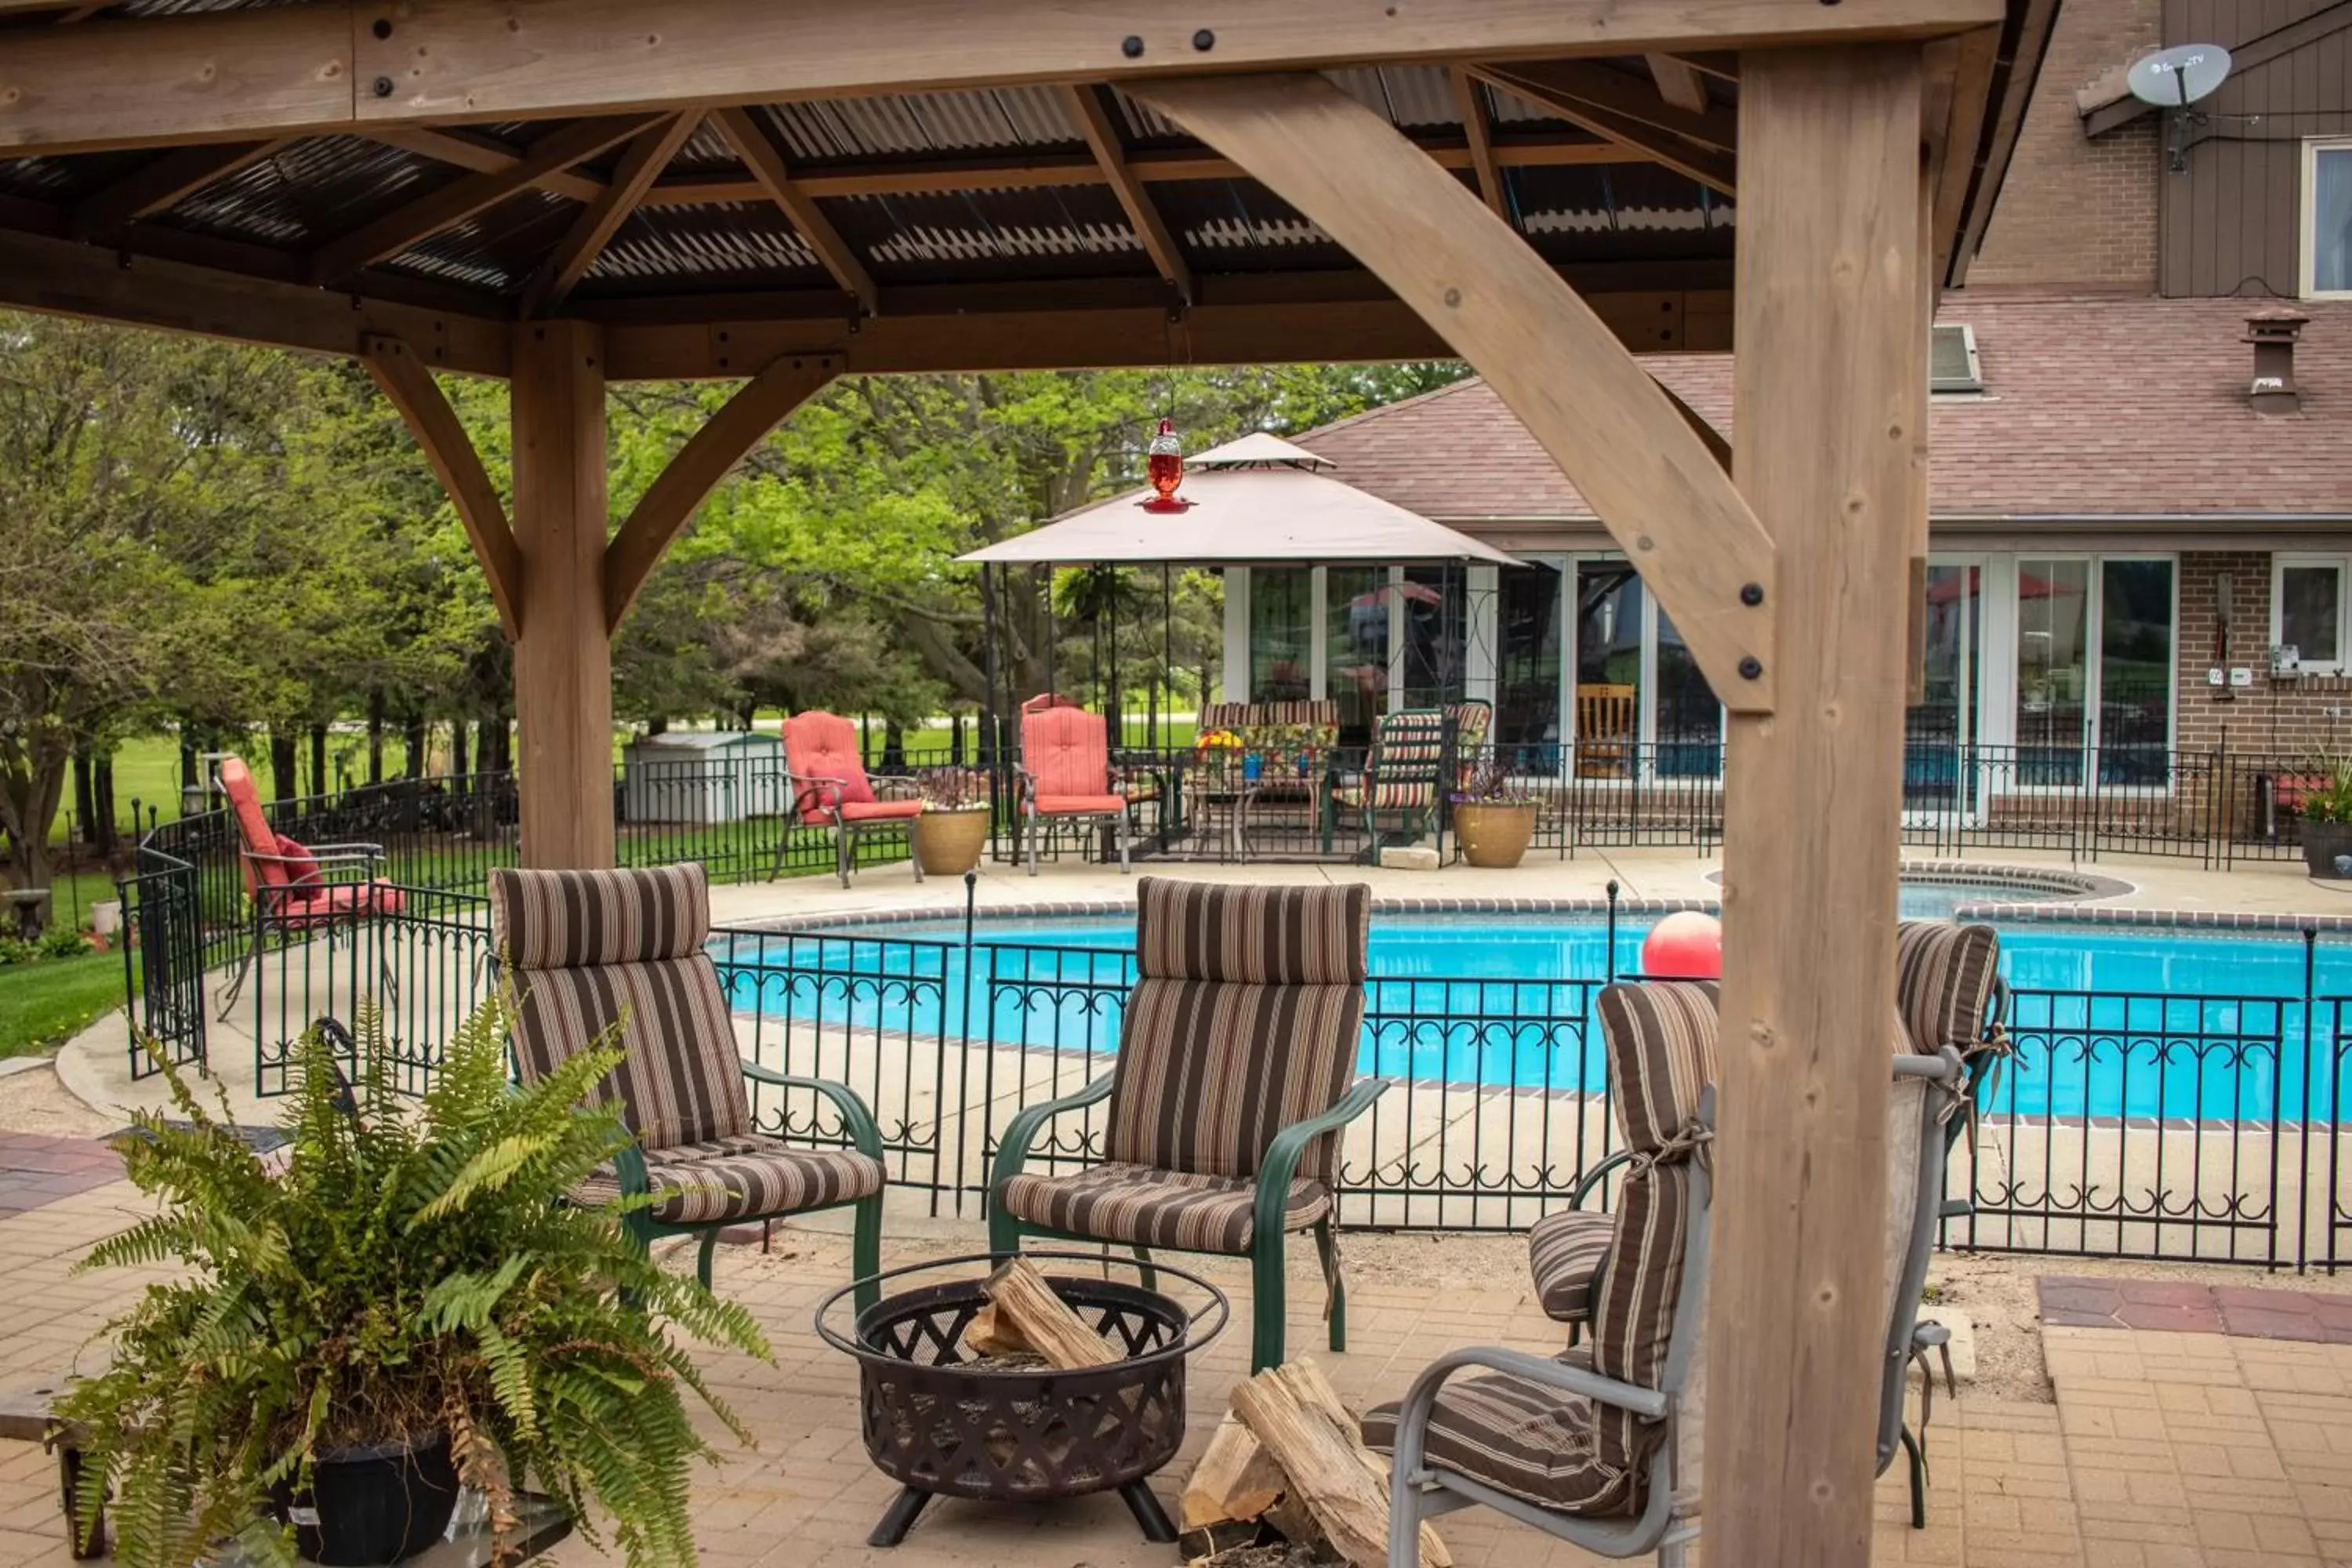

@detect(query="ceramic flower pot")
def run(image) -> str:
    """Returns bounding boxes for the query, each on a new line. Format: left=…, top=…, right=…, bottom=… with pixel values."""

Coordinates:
left=1455, top=801, right=1537, bottom=869
left=914, top=806, right=992, bottom=876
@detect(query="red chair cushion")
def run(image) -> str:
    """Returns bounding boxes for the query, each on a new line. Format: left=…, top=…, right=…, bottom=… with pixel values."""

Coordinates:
left=278, top=882, right=405, bottom=923
left=273, top=833, right=323, bottom=887
left=1036, top=794, right=1127, bottom=815
left=216, top=757, right=286, bottom=895
left=840, top=800, right=923, bottom=822
left=1023, top=706, right=1110, bottom=800
left=782, top=711, right=875, bottom=825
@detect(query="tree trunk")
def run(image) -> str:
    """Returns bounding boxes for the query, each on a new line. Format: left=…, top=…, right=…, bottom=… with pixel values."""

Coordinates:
left=951, top=713, right=966, bottom=766
left=269, top=728, right=299, bottom=804
left=72, top=748, right=95, bottom=847
left=308, top=724, right=329, bottom=798
left=882, top=717, right=906, bottom=772
left=403, top=717, right=427, bottom=780
left=178, top=724, right=198, bottom=793
left=94, top=754, right=117, bottom=856
left=367, top=691, right=387, bottom=785
left=648, top=715, right=669, bottom=735
left=451, top=719, right=471, bottom=779
left=0, top=732, right=73, bottom=895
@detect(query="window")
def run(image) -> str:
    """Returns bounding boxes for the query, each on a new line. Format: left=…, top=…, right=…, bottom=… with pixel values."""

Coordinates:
left=1399, top=568, right=1468, bottom=710
left=1325, top=566, right=1387, bottom=742
left=2012, top=557, right=2175, bottom=788
left=2307, top=139, right=2352, bottom=299
left=1247, top=568, right=1312, bottom=702
left=1495, top=562, right=1565, bottom=771
left=2275, top=556, right=2348, bottom=671
left=1929, top=323, right=1983, bottom=393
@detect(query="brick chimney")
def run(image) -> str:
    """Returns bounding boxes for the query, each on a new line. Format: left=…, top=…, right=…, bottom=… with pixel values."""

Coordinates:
left=2244, top=308, right=2310, bottom=415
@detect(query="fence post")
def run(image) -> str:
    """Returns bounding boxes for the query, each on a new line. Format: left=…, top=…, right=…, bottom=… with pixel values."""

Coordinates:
left=956, top=868, right=978, bottom=1218
left=2303, top=925, right=2319, bottom=1272
left=1604, top=879, right=1620, bottom=982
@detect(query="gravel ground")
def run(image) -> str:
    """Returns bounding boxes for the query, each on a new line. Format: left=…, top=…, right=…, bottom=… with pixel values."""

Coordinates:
left=0, top=1062, right=118, bottom=1138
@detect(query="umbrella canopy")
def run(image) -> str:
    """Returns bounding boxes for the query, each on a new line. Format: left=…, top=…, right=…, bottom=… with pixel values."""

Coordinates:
left=958, top=433, right=1524, bottom=568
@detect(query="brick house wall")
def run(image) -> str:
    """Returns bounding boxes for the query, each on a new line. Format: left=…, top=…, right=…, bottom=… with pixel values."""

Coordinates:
left=1969, top=0, right=2161, bottom=289
left=2175, top=550, right=2352, bottom=757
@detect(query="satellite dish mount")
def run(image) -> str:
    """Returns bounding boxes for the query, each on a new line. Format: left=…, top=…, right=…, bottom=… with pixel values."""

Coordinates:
left=2127, top=44, right=2233, bottom=172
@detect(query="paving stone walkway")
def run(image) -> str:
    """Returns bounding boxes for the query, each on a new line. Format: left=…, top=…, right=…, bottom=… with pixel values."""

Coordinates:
left=0, top=1133, right=120, bottom=1221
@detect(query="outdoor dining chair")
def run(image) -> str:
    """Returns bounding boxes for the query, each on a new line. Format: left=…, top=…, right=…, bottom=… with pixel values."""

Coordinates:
left=1015, top=703, right=1135, bottom=875
left=779, top=709, right=924, bottom=889
left=1324, top=707, right=1448, bottom=857
left=490, top=862, right=886, bottom=1307
left=212, top=755, right=405, bottom=1021
left=986, top=877, right=1387, bottom=1372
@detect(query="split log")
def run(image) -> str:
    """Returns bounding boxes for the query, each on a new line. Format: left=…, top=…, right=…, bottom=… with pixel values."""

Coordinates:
left=978, top=1257, right=1120, bottom=1369
left=961, top=1302, right=1030, bottom=1359
left=1228, top=1363, right=1449, bottom=1568
left=1182, top=1414, right=1288, bottom=1528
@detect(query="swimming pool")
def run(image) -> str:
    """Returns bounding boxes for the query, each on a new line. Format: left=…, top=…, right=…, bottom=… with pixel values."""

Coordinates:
left=718, top=909, right=2352, bottom=1124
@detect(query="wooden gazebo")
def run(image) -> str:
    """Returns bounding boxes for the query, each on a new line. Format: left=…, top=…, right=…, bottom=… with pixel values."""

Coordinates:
left=0, top=5, right=2055, bottom=1559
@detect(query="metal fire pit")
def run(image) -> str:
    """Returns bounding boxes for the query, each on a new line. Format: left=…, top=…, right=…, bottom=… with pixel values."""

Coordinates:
left=815, top=1252, right=1229, bottom=1548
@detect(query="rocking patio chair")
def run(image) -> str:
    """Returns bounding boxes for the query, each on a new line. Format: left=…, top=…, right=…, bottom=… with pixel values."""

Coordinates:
left=212, top=756, right=405, bottom=1021
left=987, top=877, right=1387, bottom=1372
left=780, top=710, right=925, bottom=889
left=490, top=862, right=886, bottom=1307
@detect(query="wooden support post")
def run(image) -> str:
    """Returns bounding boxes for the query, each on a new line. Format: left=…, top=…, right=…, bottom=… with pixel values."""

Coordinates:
left=510, top=319, right=615, bottom=869
left=1710, top=42, right=1923, bottom=1565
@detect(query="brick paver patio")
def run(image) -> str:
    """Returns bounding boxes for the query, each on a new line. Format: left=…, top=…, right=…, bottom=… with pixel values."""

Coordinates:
left=4, top=1172, right=2352, bottom=1566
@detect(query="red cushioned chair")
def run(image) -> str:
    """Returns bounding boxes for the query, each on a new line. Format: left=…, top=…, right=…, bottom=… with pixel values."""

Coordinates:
left=780, top=710, right=924, bottom=889
left=213, top=756, right=405, bottom=1021
left=1016, top=705, right=1133, bottom=876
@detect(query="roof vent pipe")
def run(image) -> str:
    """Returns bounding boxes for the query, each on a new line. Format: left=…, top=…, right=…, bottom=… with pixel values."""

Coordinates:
left=2244, top=308, right=2309, bottom=415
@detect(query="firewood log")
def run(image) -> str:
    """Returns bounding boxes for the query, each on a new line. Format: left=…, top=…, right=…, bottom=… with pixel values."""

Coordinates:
left=978, top=1257, right=1120, bottom=1369
left=961, top=1302, right=1031, bottom=1358
left=1229, top=1363, right=1449, bottom=1568
left=1183, top=1414, right=1288, bottom=1527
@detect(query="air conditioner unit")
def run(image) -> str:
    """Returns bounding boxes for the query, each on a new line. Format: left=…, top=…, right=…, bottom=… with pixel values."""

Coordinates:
left=2271, top=644, right=2302, bottom=676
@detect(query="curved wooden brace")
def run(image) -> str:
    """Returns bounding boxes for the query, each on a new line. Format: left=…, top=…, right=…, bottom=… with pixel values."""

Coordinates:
left=361, top=333, right=523, bottom=640
left=603, top=353, right=840, bottom=631
left=1132, top=73, right=1776, bottom=712
left=1653, top=376, right=1732, bottom=471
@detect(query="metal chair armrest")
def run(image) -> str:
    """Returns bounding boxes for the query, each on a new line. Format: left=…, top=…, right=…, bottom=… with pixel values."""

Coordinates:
left=1567, top=1149, right=1637, bottom=1209
left=739, top=1061, right=885, bottom=1160
left=612, top=1140, right=652, bottom=1199
left=1254, top=1077, right=1388, bottom=1240
left=989, top=1074, right=1116, bottom=1190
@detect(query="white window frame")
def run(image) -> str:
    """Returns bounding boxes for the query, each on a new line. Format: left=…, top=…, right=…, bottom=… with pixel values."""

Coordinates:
left=2272, top=554, right=2350, bottom=673
left=2003, top=552, right=2180, bottom=797
left=1562, top=551, right=1727, bottom=786
left=2303, top=137, right=2352, bottom=301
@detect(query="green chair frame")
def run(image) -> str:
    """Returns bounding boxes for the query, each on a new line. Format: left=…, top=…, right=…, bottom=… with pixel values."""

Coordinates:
left=988, top=1073, right=1388, bottom=1373
left=612, top=1059, right=885, bottom=1314
left=1322, top=708, right=1449, bottom=858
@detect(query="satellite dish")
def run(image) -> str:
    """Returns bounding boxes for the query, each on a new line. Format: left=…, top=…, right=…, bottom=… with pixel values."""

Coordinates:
left=2127, top=44, right=2232, bottom=107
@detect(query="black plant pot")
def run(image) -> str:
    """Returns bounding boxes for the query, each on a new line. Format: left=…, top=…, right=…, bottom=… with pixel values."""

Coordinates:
left=271, top=1431, right=461, bottom=1566
left=2304, top=819, right=2352, bottom=879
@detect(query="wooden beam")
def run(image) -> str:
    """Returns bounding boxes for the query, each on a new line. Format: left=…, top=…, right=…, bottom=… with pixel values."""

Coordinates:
left=1134, top=71, right=1774, bottom=712
left=361, top=333, right=524, bottom=639
left=510, top=320, right=615, bottom=869
left=0, top=0, right=2013, bottom=155
left=1923, top=27, right=1998, bottom=285
left=1652, top=376, right=1730, bottom=470
left=521, top=111, right=702, bottom=318
left=711, top=107, right=879, bottom=317
left=363, top=127, right=608, bottom=203
left=1480, top=58, right=1741, bottom=151
left=1064, top=85, right=1194, bottom=306
left=1476, top=67, right=1738, bottom=195
left=0, top=222, right=511, bottom=374
left=69, top=140, right=289, bottom=241
left=1712, top=41, right=1922, bottom=1566
left=1950, top=0, right=2058, bottom=282
left=1647, top=55, right=1711, bottom=113
left=309, top=114, right=659, bottom=287
left=1449, top=68, right=1508, bottom=217
left=604, top=352, right=838, bottom=629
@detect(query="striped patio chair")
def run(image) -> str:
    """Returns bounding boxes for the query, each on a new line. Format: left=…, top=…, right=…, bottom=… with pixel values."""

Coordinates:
left=491, top=862, right=886, bottom=1307
left=1325, top=707, right=1448, bottom=856
left=1364, top=981, right=1720, bottom=1565
left=987, top=877, right=1388, bottom=1372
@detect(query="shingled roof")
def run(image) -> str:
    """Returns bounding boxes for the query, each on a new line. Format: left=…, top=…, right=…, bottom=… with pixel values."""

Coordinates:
left=1296, top=295, right=2352, bottom=524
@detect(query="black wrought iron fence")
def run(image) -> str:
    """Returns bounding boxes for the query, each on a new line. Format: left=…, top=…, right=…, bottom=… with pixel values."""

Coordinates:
left=116, top=840, right=207, bottom=1079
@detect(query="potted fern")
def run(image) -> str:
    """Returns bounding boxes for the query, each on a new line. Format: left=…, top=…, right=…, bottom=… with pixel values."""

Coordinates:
left=913, top=766, right=993, bottom=875
left=60, top=998, right=770, bottom=1567
left=2299, top=758, right=2352, bottom=878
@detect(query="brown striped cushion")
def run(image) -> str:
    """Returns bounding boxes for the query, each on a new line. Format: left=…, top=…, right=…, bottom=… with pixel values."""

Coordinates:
left=490, top=864, right=710, bottom=970
left=1105, top=978, right=1362, bottom=1184
left=1527, top=1207, right=1613, bottom=1323
left=1599, top=981, right=1719, bottom=1152
left=1134, top=877, right=1369, bottom=985
left=1895, top=920, right=2001, bottom=1055
left=507, top=957, right=753, bottom=1151
left=996, top=1162, right=1330, bottom=1254
left=575, top=1134, right=884, bottom=1225
left=1360, top=1349, right=1636, bottom=1515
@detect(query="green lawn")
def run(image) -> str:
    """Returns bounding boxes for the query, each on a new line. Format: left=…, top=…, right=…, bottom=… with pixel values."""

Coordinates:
left=0, top=949, right=133, bottom=1060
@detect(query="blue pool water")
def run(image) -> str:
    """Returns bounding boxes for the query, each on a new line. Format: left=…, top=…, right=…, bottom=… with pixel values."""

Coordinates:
left=717, top=909, right=2352, bottom=1124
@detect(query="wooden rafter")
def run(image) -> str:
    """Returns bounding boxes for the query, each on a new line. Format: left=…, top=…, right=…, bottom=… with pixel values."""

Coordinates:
left=0, top=0, right=2008, bottom=156
left=69, top=139, right=289, bottom=241
left=1448, top=67, right=1507, bottom=217
left=361, top=333, right=524, bottom=637
left=711, top=107, right=878, bottom=318
left=604, top=353, right=840, bottom=630
left=1646, top=55, right=1711, bottom=113
left=308, top=114, right=659, bottom=288
left=1475, top=66, right=1737, bottom=195
left=1063, top=85, right=1194, bottom=307
left=521, top=111, right=703, bottom=319
left=363, top=128, right=606, bottom=203
left=1133, top=71, right=1775, bottom=712
left=1489, top=59, right=1739, bottom=152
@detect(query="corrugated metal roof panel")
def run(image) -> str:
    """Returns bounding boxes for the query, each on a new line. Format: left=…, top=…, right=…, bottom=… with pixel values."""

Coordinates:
left=584, top=203, right=831, bottom=289
left=1326, top=64, right=1461, bottom=129
left=1147, top=180, right=1352, bottom=272
left=384, top=186, right=575, bottom=293
left=162, top=135, right=440, bottom=249
left=818, top=183, right=1156, bottom=285
left=758, top=85, right=1078, bottom=162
